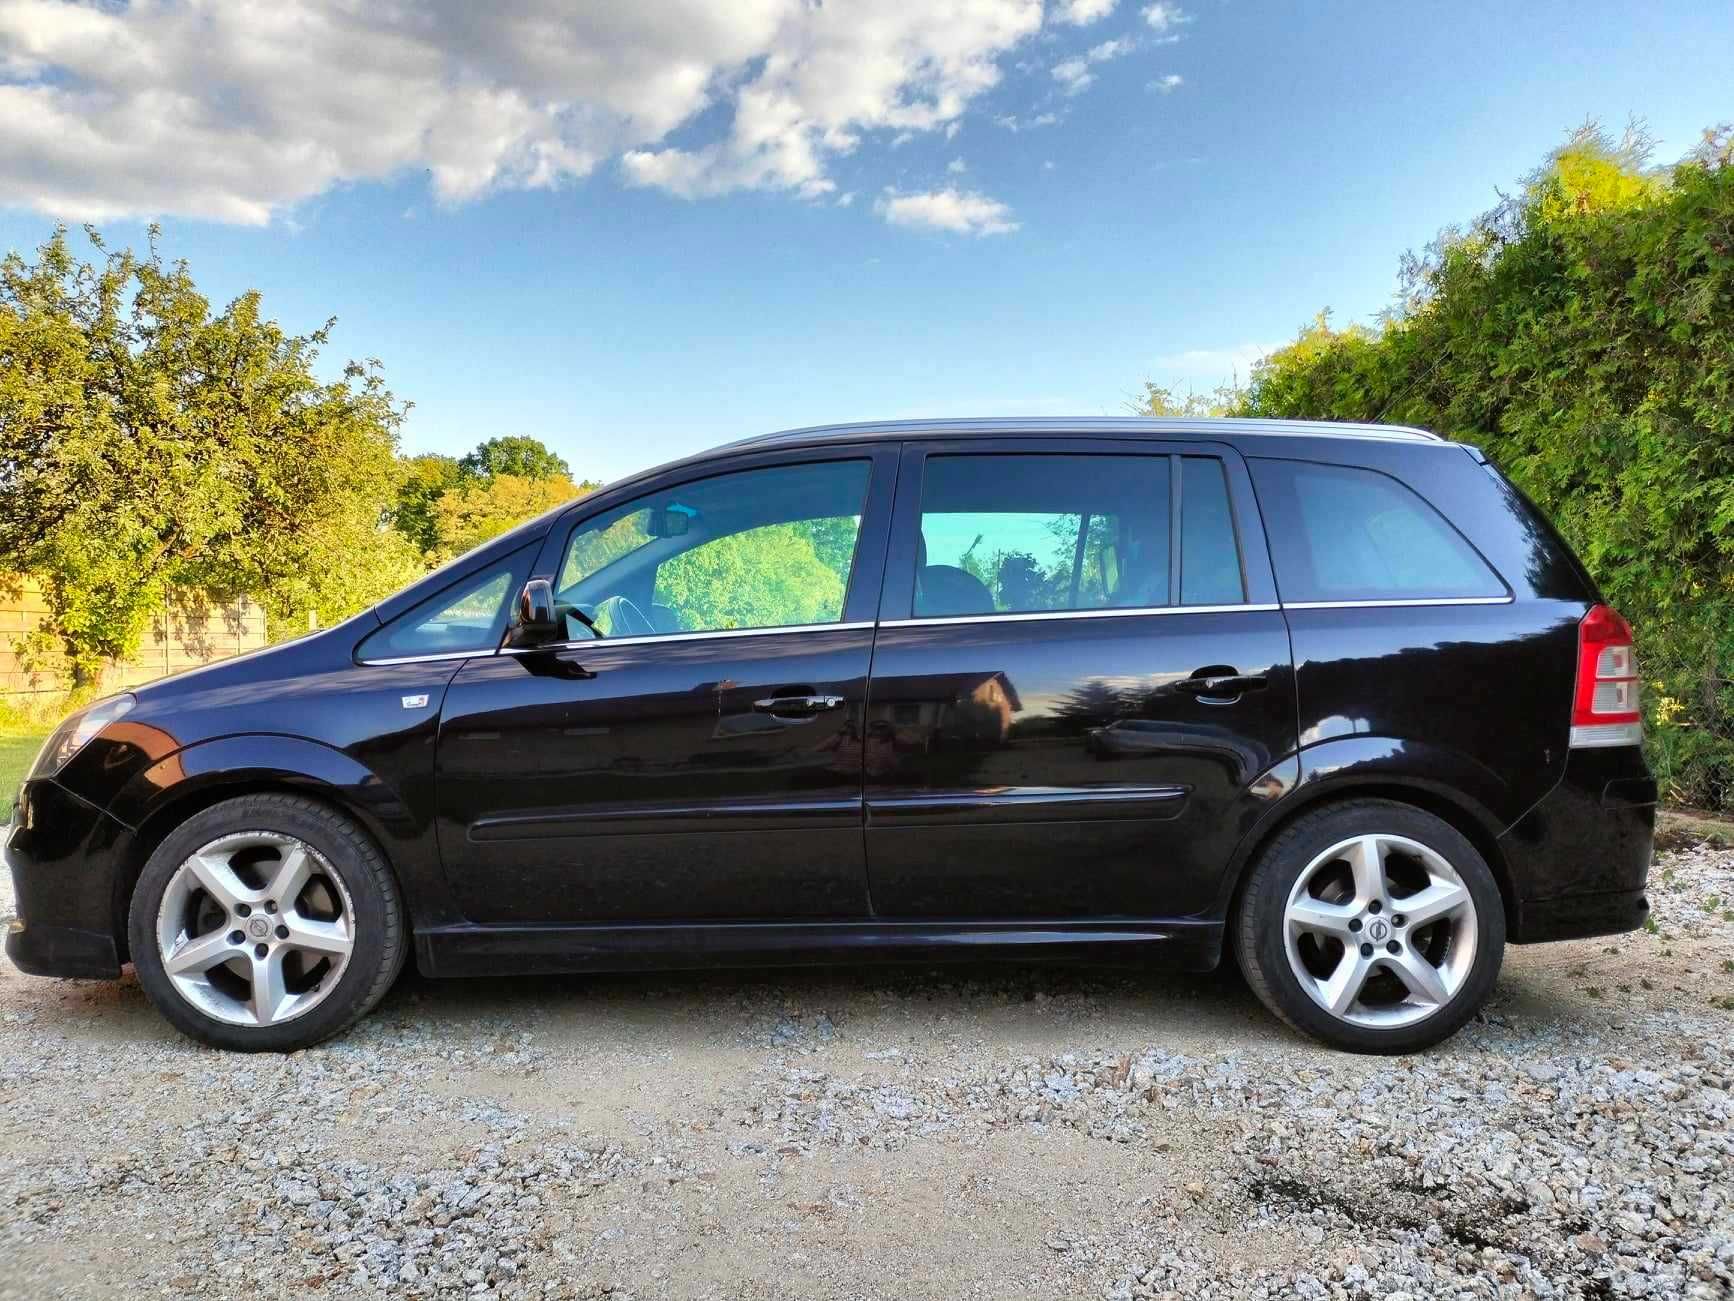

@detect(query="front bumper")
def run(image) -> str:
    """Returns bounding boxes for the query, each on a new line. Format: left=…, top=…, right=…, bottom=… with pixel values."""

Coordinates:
left=1500, top=746, right=1656, bottom=944
left=3, top=778, right=135, bottom=979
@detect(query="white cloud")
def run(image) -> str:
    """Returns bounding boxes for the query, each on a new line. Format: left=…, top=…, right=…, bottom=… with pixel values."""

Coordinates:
left=1052, top=57, right=1093, bottom=94
left=947, top=157, right=968, bottom=173
left=1052, top=34, right=1134, bottom=95
left=0, top=0, right=1045, bottom=223
left=1149, top=74, right=1184, bottom=93
left=1152, top=342, right=1282, bottom=380
left=1142, top=2, right=1191, bottom=33
left=994, top=111, right=1061, bottom=131
left=1054, top=0, right=1117, bottom=25
left=875, top=187, right=1018, bottom=236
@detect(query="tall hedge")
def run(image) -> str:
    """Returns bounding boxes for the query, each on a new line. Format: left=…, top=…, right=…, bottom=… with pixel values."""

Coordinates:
left=1236, top=126, right=1734, bottom=809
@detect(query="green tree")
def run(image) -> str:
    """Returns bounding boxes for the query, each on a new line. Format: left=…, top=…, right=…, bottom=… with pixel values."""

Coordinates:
left=459, top=434, right=572, bottom=482
left=429, top=472, right=584, bottom=563
left=393, top=453, right=463, bottom=555
left=651, top=524, right=847, bottom=631
left=1224, top=122, right=1734, bottom=807
left=0, top=226, right=420, bottom=681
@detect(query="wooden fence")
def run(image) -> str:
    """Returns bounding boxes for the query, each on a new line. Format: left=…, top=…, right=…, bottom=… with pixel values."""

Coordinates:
left=1, top=578, right=267, bottom=703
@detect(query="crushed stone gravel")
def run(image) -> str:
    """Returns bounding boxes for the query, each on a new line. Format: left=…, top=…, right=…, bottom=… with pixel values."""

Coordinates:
left=2, top=840, right=1730, bottom=1299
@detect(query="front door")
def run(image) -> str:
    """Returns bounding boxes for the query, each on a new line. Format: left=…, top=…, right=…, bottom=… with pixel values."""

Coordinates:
left=863, top=439, right=1297, bottom=919
left=436, top=449, right=894, bottom=924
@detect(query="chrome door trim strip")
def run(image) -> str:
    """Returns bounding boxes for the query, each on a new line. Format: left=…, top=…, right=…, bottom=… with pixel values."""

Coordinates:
left=1280, top=596, right=1514, bottom=610
left=878, top=603, right=1280, bottom=629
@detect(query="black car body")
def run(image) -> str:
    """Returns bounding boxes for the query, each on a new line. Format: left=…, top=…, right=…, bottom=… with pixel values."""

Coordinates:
left=4, top=419, right=1656, bottom=1052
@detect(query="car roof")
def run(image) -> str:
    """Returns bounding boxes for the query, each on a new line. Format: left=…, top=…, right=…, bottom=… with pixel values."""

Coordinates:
left=719, top=416, right=1446, bottom=452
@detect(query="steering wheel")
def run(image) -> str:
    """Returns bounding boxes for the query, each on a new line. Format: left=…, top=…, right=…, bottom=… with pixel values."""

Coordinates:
left=597, top=594, right=657, bottom=637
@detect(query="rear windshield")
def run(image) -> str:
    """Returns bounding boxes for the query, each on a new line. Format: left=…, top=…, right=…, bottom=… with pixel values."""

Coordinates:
left=1250, top=458, right=1507, bottom=603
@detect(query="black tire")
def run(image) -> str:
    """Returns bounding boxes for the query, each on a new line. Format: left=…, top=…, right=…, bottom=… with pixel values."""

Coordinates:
left=1234, top=799, right=1505, bottom=1054
left=128, top=794, right=406, bottom=1052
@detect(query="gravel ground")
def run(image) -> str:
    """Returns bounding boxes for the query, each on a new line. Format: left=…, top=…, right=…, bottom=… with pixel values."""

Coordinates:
left=2, top=841, right=1731, bottom=1300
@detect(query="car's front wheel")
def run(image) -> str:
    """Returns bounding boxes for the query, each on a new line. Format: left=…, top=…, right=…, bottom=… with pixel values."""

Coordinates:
left=1234, top=799, right=1505, bottom=1053
left=129, top=794, right=405, bottom=1052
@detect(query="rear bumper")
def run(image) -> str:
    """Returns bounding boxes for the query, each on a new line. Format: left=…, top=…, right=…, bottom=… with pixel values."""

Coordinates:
left=1501, top=746, right=1656, bottom=944
left=3, top=778, right=133, bottom=980
left=1510, top=888, right=1650, bottom=944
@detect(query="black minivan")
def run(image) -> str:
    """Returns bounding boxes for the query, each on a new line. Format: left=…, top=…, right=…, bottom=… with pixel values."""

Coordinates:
left=3, top=419, right=1656, bottom=1053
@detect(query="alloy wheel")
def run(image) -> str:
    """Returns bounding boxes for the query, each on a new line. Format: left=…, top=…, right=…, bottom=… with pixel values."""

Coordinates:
left=154, top=831, right=356, bottom=1027
left=1282, top=833, right=1478, bottom=1029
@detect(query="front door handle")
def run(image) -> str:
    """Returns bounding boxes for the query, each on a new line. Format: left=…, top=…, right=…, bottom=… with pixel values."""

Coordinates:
left=1174, top=671, right=1267, bottom=701
left=753, top=693, right=846, bottom=716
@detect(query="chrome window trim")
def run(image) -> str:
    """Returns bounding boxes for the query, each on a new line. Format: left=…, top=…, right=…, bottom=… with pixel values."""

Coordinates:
left=879, top=603, right=1279, bottom=629
left=360, top=596, right=1519, bottom=661
left=357, top=648, right=496, bottom=667
left=498, top=620, right=876, bottom=654
left=1280, top=596, right=1514, bottom=610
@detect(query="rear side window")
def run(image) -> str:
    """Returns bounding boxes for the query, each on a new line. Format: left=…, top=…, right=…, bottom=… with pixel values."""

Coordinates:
left=912, top=453, right=1244, bottom=617
left=1250, top=459, right=1506, bottom=602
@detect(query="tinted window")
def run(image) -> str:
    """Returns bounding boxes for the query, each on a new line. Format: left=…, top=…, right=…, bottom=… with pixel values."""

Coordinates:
left=556, top=460, right=871, bottom=637
left=915, top=455, right=1172, bottom=616
left=358, top=546, right=532, bottom=660
left=1181, top=457, right=1243, bottom=604
left=1251, top=459, right=1506, bottom=602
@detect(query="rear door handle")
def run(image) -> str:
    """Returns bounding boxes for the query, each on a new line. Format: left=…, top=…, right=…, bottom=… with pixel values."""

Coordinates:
left=753, top=694, right=846, bottom=716
left=1174, top=672, right=1267, bottom=701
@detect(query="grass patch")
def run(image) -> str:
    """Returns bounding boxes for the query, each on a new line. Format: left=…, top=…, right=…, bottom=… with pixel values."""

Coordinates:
left=0, top=727, right=47, bottom=824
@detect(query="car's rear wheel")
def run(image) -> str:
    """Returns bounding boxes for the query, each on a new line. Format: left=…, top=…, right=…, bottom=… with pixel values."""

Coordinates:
left=129, top=794, right=405, bottom=1052
left=1234, top=799, right=1504, bottom=1053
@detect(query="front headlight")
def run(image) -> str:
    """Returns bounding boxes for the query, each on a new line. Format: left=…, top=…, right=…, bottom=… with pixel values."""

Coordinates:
left=29, top=693, right=137, bottom=780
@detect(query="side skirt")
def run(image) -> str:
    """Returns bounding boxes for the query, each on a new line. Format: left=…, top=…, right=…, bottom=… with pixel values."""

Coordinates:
left=416, top=919, right=1224, bottom=979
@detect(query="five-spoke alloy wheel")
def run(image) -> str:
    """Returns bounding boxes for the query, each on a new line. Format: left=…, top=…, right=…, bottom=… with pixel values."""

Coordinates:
left=1236, top=800, right=1504, bottom=1053
left=130, top=794, right=405, bottom=1052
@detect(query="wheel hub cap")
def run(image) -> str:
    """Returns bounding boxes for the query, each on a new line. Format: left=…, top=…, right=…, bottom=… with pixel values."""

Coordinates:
left=1282, top=832, right=1478, bottom=1030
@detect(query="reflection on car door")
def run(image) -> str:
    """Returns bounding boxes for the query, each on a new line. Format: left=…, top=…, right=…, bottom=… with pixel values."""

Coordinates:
left=434, top=447, right=896, bottom=925
left=863, top=440, right=1298, bottom=920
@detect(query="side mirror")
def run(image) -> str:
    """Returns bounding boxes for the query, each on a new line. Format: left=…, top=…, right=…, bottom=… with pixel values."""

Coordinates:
left=516, top=578, right=558, bottom=641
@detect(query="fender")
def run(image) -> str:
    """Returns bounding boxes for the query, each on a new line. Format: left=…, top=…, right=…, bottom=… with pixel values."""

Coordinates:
left=107, top=733, right=415, bottom=847
left=1212, top=735, right=1517, bottom=915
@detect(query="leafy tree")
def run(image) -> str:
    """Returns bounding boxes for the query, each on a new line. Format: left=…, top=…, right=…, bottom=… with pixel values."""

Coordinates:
left=1226, top=122, right=1734, bottom=807
left=0, top=226, right=419, bottom=682
left=459, top=435, right=572, bottom=483
left=651, top=524, right=845, bottom=630
left=429, top=472, right=584, bottom=563
left=393, top=453, right=463, bottom=555
left=1135, top=380, right=1245, bottom=418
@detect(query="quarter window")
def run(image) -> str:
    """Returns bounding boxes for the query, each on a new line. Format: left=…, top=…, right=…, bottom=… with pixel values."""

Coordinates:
left=1250, top=459, right=1506, bottom=602
left=358, top=549, right=531, bottom=660
left=555, top=460, right=871, bottom=637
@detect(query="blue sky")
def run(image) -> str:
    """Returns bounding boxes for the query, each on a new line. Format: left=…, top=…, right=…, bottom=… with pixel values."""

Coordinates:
left=1, top=1, right=1730, bottom=481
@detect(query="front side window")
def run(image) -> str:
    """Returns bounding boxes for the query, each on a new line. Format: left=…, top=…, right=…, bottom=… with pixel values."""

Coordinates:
left=1250, top=459, right=1506, bottom=602
left=555, top=460, right=871, bottom=637
left=358, top=548, right=531, bottom=660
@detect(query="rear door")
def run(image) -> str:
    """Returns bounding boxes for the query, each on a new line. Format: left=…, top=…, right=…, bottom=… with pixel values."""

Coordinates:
left=434, top=446, right=896, bottom=924
left=862, top=438, right=1296, bottom=919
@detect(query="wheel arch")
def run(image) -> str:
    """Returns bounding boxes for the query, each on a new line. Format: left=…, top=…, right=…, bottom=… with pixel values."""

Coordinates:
left=107, top=736, right=412, bottom=962
left=1218, top=773, right=1518, bottom=936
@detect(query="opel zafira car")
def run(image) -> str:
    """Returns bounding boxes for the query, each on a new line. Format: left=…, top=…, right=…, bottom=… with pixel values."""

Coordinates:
left=3, top=419, right=1656, bottom=1053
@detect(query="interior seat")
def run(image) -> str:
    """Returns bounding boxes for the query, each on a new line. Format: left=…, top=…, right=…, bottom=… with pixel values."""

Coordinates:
left=914, top=532, right=995, bottom=617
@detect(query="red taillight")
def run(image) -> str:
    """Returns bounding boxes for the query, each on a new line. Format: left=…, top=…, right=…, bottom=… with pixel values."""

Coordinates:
left=1570, top=604, right=1642, bottom=747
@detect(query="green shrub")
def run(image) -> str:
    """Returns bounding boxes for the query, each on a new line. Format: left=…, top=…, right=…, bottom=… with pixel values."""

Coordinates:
left=1234, top=124, right=1734, bottom=808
